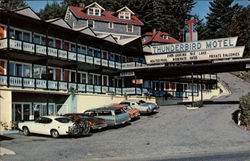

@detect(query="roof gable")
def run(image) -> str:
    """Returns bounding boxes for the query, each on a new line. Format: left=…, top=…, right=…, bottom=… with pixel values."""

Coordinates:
left=102, top=34, right=117, bottom=43
left=74, top=26, right=96, bottom=37
left=116, top=6, right=134, bottom=15
left=46, top=18, right=71, bottom=29
left=85, top=2, right=105, bottom=11
left=142, top=31, right=179, bottom=45
left=14, top=7, right=40, bottom=20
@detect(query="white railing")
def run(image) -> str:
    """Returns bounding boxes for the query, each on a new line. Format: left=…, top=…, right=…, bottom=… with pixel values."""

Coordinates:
left=23, top=42, right=34, bottom=53
left=123, top=88, right=136, bottom=95
left=94, top=58, right=101, bottom=65
left=59, top=82, right=68, bottom=90
left=36, top=45, right=46, bottom=55
left=36, top=79, right=47, bottom=89
left=109, top=87, right=115, bottom=93
left=69, top=83, right=77, bottom=90
left=86, top=84, right=94, bottom=92
left=23, top=78, right=35, bottom=88
left=0, top=75, right=7, bottom=85
left=78, top=54, right=85, bottom=62
left=48, top=80, right=57, bottom=89
left=86, top=56, right=93, bottom=64
left=78, top=84, right=86, bottom=92
left=102, top=86, right=108, bottom=93
left=9, top=77, right=22, bottom=87
left=116, top=88, right=122, bottom=95
left=109, top=61, right=115, bottom=68
left=94, top=85, right=101, bottom=93
left=0, top=39, right=7, bottom=49
left=48, top=47, right=57, bottom=57
left=115, top=62, right=122, bottom=69
left=68, top=52, right=77, bottom=61
left=9, top=39, right=22, bottom=50
left=58, top=50, right=67, bottom=59
left=102, top=60, right=108, bottom=67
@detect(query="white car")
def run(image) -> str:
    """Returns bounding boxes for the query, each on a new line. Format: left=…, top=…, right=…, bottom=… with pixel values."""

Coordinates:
left=120, top=99, right=159, bottom=114
left=18, top=116, right=85, bottom=138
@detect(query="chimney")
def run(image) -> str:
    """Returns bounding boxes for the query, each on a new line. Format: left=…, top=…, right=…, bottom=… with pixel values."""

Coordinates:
left=152, top=28, right=157, bottom=35
left=79, top=3, right=85, bottom=8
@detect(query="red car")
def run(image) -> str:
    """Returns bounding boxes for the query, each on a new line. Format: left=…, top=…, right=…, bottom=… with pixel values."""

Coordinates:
left=63, top=113, right=108, bottom=131
left=108, top=104, right=140, bottom=119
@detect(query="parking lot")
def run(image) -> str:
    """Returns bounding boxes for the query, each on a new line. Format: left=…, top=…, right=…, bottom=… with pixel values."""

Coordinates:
left=1, top=73, right=250, bottom=161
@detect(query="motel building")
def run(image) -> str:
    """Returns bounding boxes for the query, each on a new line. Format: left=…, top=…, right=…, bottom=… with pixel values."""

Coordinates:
left=0, top=2, right=248, bottom=131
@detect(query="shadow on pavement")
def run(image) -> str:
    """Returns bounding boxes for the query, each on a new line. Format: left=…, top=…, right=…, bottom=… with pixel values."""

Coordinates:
left=0, top=135, right=14, bottom=141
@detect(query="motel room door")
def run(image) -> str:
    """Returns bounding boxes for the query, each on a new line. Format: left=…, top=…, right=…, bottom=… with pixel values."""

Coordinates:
left=34, top=103, right=56, bottom=120
left=12, top=103, right=32, bottom=122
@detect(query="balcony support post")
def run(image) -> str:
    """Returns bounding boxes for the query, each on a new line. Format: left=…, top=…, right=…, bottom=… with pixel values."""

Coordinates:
left=46, top=59, right=49, bottom=90
left=7, top=11, right=11, bottom=51
left=7, top=58, right=10, bottom=88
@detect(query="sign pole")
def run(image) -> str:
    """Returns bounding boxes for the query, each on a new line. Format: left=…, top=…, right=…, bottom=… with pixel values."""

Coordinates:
left=191, top=62, right=194, bottom=107
left=201, top=74, right=203, bottom=103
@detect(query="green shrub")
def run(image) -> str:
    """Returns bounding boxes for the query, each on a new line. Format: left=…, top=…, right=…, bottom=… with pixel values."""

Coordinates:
left=239, top=92, right=250, bottom=127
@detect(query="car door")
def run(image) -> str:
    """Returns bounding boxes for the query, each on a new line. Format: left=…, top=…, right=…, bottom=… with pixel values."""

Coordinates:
left=33, top=117, right=52, bottom=135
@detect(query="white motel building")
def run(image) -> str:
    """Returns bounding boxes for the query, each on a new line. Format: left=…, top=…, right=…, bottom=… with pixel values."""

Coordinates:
left=0, top=2, right=222, bottom=131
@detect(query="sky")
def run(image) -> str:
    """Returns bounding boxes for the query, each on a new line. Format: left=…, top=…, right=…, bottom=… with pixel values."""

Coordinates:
left=26, top=0, right=249, bottom=22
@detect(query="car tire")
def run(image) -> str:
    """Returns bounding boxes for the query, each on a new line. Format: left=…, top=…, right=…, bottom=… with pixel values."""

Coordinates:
left=51, top=129, right=59, bottom=138
left=23, top=127, right=30, bottom=136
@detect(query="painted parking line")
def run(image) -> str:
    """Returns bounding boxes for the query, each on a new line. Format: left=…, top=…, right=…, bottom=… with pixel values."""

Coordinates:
left=0, top=147, right=16, bottom=156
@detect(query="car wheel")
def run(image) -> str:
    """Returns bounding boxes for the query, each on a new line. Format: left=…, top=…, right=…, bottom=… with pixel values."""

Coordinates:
left=82, top=121, right=90, bottom=135
left=23, top=127, right=30, bottom=136
left=51, top=129, right=59, bottom=138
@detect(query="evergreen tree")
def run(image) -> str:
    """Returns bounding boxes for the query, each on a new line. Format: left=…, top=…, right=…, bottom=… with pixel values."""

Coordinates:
left=0, top=0, right=27, bottom=10
left=39, top=1, right=66, bottom=20
left=227, top=5, right=250, bottom=57
left=205, top=0, right=241, bottom=39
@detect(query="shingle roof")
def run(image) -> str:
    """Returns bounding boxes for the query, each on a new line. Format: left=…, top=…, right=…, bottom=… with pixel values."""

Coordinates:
left=142, top=30, right=179, bottom=45
left=68, top=6, right=144, bottom=26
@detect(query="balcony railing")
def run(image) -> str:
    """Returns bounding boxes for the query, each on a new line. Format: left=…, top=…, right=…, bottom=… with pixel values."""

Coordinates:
left=0, top=38, right=150, bottom=70
left=0, top=75, right=148, bottom=96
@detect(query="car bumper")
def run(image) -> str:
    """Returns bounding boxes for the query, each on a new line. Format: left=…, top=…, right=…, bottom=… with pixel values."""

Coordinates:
left=91, top=123, right=108, bottom=130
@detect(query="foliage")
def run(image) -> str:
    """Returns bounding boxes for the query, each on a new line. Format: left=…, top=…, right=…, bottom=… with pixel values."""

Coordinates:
left=39, top=1, right=66, bottom=20
left=0, top=0, right=27, bottom=10
left=239, top=93, right=250, bottom=128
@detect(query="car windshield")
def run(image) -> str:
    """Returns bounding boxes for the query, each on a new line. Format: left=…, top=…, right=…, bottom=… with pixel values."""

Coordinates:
left=78, top=114, right=92, bottom=119
left=138, top=100, right=146, bottom=104
left=55, top=118, right=72, bottom=123
left=122, top=106, right=132, bottom=111
left=115, top=108, right=124, bottom=115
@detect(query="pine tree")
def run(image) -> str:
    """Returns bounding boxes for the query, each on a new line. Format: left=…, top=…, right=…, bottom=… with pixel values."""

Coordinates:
left=0, top=0, right=27, bottom=10
left=39, top=1, right=66, bottom=20
left=205, top=0, right=241, bottom=39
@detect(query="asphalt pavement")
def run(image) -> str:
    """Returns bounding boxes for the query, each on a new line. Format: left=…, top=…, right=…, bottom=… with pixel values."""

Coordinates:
left=0, top=73, right=250, bottom=161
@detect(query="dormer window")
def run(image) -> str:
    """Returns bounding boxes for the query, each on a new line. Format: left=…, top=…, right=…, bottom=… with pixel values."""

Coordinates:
left=127, top=24, right=133, bottom=32
left=119, top=12, right=131, bottom=20
left=162, top=35, right=168, bottom=39
left=88, top=8, right=101, bottom=16
left=88, top=20, right=95, bottom=28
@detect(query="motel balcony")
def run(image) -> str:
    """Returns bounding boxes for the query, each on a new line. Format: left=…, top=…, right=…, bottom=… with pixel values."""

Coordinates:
left=0, top=38, right=147, bottom=70
left=0, top=74, right=148, bottom=96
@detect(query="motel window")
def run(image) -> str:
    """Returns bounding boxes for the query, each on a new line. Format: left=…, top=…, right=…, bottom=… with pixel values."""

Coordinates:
left=119, top=12, right=130, bottom=20
left=9, top=62, right=32, bottom=77
left=94, top=50, right=101, bottom=58
left=23, top=32, right=31, bottom=42
left=70, top=44, right=76, bottom=52
left=15, top=30, right=22, bottom=40
left=115, top=54, right=121, bottom=63
left=70, top=71, right=76, bottom=83
left=77, top=45, right=87, bottom=54
left=88, top=20, right=95, bottom=28
left=34, top=35, right=41, bottom=44
left=122, top=56, right=127, bottom=63
left=108, top=22, right=114, bottom=29
left=81, top=73, right=87, bottom=84
left=41, top=37, right=46, bottom=46
left=9, top=29, right=14, bottom=38
left=47, top=38, right=54, bottom=47
left=109, top=53, right=115, bottom=61
left=127, top=24, right=133, bottom=32
left=102, top=51, right=108, bottom=59
left=88, top=48, right=94, bottom=56
left=88, top=74, right=93, bottom=85
left=102, top=75, right=108, bottom=86
left=88, top=8, right=101, bottom=16
left=33, top=65, right=46, bottom=79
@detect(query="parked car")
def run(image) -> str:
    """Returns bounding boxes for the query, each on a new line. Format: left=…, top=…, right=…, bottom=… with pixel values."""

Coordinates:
left=120, top=99, right=159, bottom=114
left=108, top=104, right=140, bottom=119
left=63, top=113, right=108, bottom=130
left=84, top=107, right=131, bottom=126
left=18, top=116, right=86, bottom=138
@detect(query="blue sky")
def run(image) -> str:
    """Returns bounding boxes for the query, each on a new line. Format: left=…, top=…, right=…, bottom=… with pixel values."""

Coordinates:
left=26, top=0, right=249, bottom=22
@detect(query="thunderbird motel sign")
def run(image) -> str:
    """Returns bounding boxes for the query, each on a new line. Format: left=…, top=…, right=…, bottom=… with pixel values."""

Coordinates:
left=150, top=37, right=238, bottom=54
left=145, top=46, right=245, bottom=64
